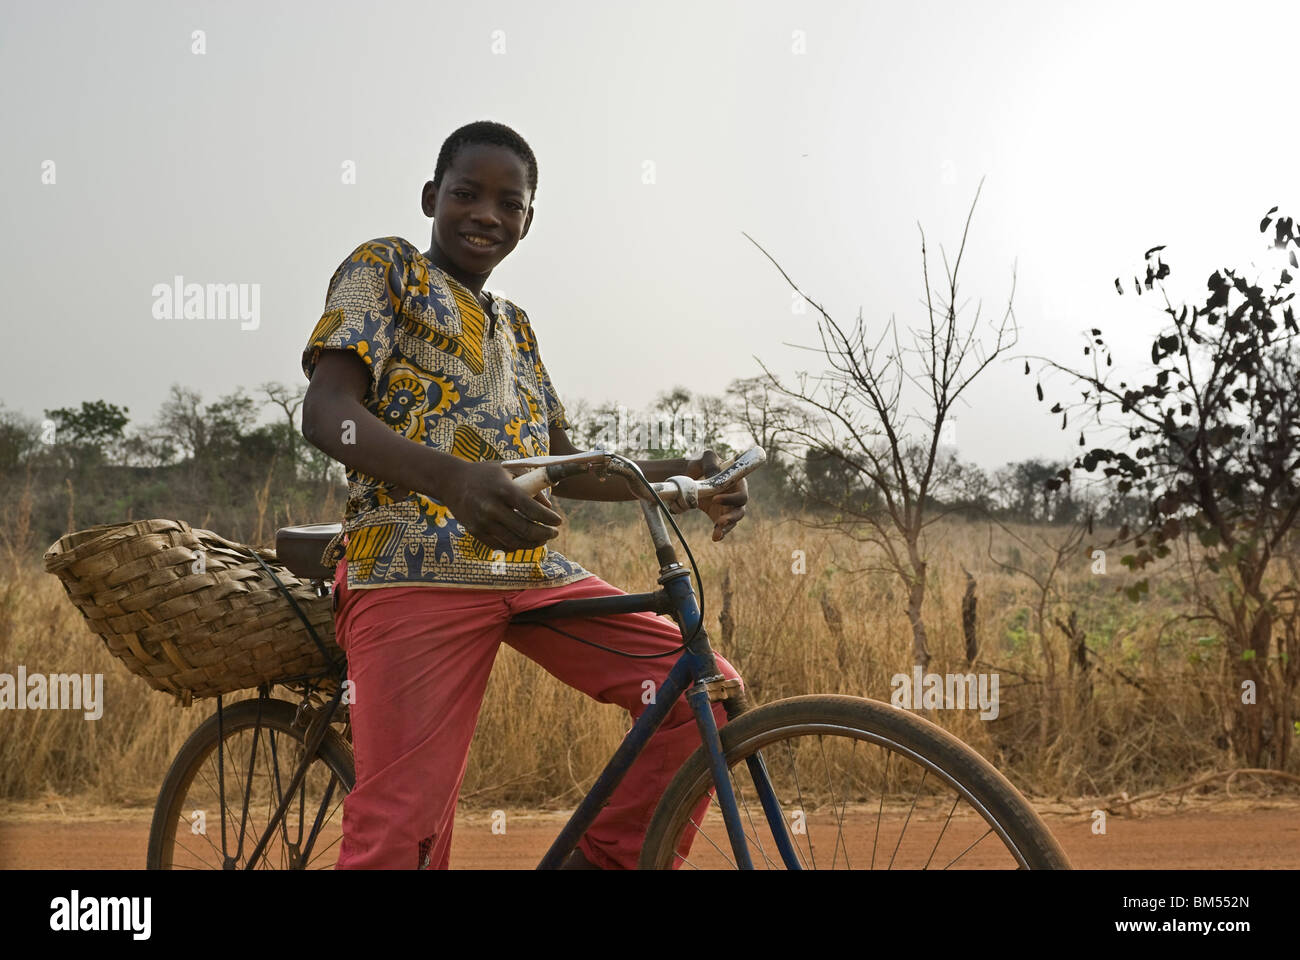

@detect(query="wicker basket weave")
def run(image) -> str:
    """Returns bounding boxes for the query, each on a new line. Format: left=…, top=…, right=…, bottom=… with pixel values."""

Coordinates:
left=43, top=519, right=341, bottom=703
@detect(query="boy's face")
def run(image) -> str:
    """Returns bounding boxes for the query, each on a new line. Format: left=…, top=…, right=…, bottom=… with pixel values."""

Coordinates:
left=422, top=144, right=534, bottom=276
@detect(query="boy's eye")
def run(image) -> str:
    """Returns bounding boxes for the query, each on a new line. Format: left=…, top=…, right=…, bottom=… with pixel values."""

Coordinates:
left=454, top=189, right=522, bottom=211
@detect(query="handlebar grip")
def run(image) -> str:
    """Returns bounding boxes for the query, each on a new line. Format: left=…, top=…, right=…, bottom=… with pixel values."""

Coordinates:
left=511, top=460, right=592, bottom=496
left=698, top=446, right=766, bottom=496
left=513, top=466, right=552, bottom=496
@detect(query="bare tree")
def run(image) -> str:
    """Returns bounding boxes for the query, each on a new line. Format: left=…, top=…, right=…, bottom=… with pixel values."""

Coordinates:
left=153, top=384, right=259, bottom=473
left=155, top=385, right=206, bottom=461
left=261, top=381, right=306, bottom=433
left=725, top=375, right=802, bottom=459
left=750, top=180, right=1018, bottom=669
left=655, top=387, right=692, bottom=424
left=691, top=394, right=733, bottom=455
left=260, top=381, right=312, bottom=477
left=649, top=386, right=695, bottom=457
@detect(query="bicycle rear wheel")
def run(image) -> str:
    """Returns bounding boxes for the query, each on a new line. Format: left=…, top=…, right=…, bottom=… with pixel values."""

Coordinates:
left=639, top=695, right=1070, bottom=869
left=147, top=697, right=354, bottom=869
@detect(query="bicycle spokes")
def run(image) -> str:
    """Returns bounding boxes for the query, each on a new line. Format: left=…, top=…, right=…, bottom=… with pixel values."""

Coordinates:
left=168, top=724, right=346, bottom=870
left=677, top=732, right=1021, bottom=870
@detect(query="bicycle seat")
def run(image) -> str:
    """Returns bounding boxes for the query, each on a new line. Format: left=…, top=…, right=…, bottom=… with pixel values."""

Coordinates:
left=275, top=523, right=341, bottom=581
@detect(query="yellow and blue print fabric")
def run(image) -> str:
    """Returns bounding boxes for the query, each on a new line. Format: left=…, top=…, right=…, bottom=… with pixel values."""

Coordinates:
left=302, top=236, right=590, bottom=590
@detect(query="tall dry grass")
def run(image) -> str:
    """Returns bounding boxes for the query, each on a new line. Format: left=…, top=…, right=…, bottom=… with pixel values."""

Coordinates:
left=0, top=502, right=1287, bottom=812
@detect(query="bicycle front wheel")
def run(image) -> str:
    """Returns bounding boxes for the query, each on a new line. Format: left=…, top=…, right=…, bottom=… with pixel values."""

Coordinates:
left=146, top=697, right=354, bottom=869
left=639, top=694, right=1070, bottom=870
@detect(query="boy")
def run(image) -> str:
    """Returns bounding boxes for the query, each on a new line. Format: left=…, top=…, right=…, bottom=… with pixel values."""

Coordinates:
left=300, top=120, right=748, bottom=869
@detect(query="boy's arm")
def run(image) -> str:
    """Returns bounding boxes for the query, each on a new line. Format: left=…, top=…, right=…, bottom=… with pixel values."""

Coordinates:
left=301, top=350, right=564, bottom=552
left=547, top=423, right=748, bottom=541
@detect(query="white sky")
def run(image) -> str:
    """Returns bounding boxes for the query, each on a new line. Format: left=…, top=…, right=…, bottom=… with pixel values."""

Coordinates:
left=2, top=0, right=1296, bottom=470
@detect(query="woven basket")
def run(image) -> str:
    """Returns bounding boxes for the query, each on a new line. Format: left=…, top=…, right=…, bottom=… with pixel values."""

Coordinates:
left=43, top=519, right=341, bottom=703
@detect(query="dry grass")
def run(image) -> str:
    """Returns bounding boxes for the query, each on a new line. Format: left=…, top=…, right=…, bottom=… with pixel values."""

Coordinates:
left=0, top=506, right=1291, bottom=813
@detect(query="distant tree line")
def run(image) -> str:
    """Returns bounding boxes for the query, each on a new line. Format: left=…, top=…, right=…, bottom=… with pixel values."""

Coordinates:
left=0, top=383, right=335, bottom=551
left=0, top=372, right=1135, bottom=557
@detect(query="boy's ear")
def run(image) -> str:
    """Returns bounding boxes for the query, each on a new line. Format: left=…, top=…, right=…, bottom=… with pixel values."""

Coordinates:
left=520, top=203, right=534, bottom=240
left=420, top=181, right=438, bottom=217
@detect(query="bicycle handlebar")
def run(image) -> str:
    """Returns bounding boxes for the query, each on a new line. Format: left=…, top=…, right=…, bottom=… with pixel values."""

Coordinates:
left=509, top=446, right=767, bottom=509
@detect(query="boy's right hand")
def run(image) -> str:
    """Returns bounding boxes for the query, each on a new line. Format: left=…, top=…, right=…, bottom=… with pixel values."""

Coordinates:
left=436, top=460, right=564, bottom=553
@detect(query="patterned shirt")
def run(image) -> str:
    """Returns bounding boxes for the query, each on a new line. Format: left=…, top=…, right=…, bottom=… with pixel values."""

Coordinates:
left=302, top=236, right=591, bottom=591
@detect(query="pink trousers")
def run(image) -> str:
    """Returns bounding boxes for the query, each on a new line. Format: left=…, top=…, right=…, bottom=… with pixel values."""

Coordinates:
left=331, top=558, right=741, bottom=869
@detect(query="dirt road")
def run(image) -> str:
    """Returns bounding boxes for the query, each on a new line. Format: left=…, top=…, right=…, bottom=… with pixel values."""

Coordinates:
left=2, top=799, right=1297, bottom=868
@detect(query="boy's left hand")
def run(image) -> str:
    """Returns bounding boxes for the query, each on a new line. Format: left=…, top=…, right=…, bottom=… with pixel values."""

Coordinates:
left=688, top=449, right=749, bottom=541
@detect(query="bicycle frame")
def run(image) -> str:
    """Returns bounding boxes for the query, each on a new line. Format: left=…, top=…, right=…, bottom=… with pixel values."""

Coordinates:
left=512, top=481, right=800, bottom=870
left=514, top=569, right=745, bottom=867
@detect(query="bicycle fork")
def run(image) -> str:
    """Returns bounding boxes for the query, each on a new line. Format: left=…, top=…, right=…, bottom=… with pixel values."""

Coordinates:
left=663, top=566, right=803, bottom=871
left=686, top=676, right=803, bottom=871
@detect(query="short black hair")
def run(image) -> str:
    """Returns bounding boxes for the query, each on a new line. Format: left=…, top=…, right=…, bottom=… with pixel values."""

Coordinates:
left=433, top=120, right=538, bottom=202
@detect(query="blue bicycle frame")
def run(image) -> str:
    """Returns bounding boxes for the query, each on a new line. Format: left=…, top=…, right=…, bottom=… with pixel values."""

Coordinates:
left=511, top=495, right=802, bottom=870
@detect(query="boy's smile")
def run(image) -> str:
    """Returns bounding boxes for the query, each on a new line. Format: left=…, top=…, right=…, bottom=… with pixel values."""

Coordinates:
left=422, top=143, right=534, bottom=300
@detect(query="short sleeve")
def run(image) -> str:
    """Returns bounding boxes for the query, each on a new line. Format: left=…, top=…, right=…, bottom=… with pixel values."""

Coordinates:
left=301, top=238, right=408, bottom=394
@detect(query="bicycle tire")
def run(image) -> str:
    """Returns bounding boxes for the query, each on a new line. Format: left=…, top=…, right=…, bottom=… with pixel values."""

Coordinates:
left=639, top=694, right=1071, bottom=869
left=146, top=697, right=355, bottom=869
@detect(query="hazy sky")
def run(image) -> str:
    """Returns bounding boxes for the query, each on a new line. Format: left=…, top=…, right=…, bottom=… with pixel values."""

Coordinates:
left=3, top=0, right=1296, bottom=470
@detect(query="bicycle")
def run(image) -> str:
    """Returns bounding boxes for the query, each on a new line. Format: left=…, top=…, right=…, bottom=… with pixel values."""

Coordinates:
left=145, top=447, right=1071, bottom=870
